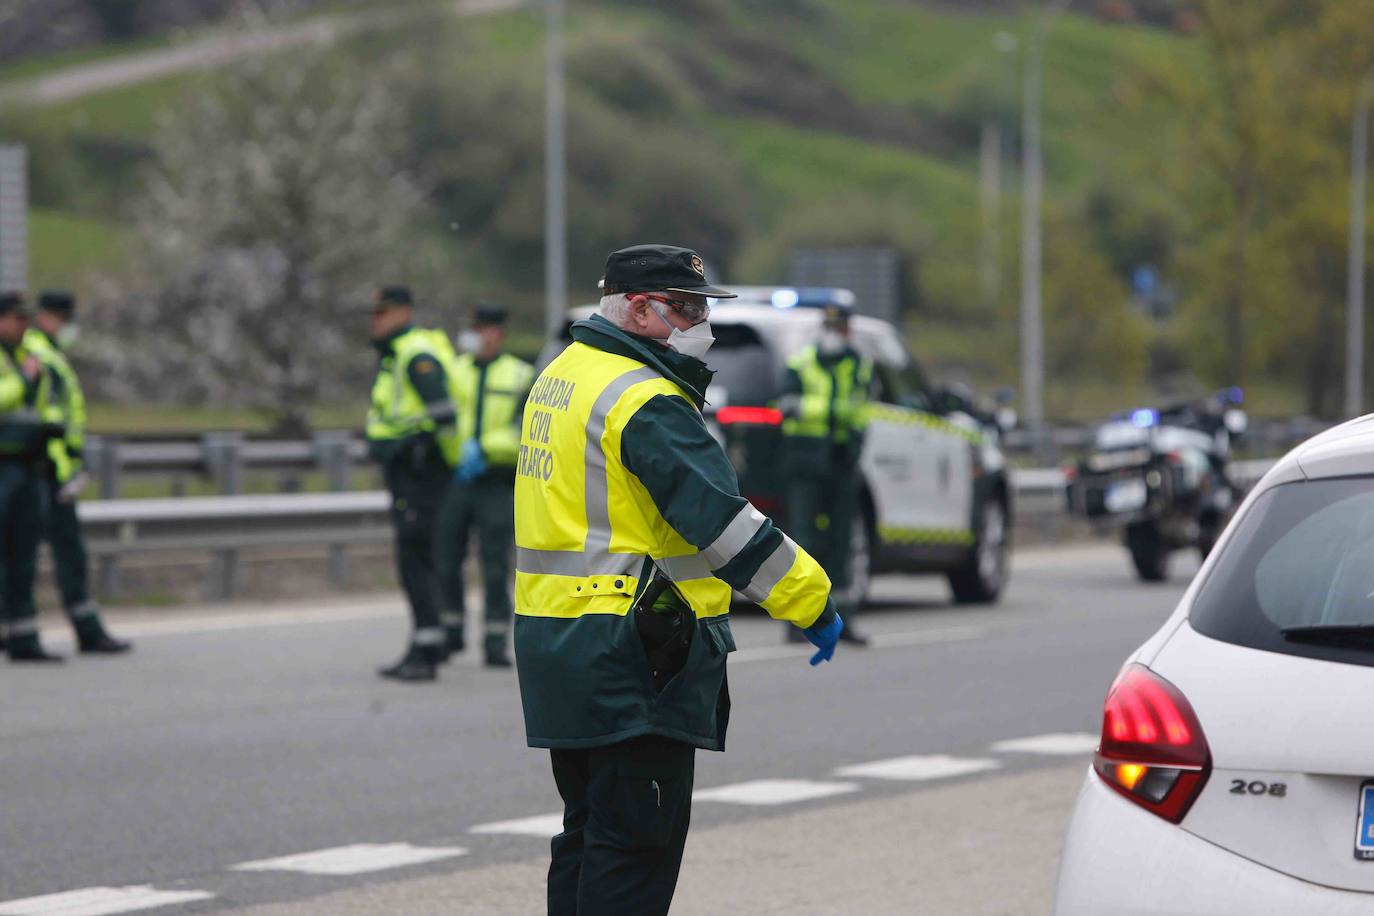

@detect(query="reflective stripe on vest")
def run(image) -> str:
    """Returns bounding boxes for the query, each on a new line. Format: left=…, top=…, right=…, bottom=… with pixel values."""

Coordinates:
left=454, top=352, right=535, bottom=467
left=781, top=345, right=872, bottom=442
left=514, top=342, right=731, bottom=620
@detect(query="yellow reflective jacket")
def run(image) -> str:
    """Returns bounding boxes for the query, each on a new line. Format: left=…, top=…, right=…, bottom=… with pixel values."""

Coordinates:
left=365, top=326, right=460, bottom=468
left=780, top=344, right=874, bottom=443
left=514, top=316, right=835, bottom=751
left=23, top=328, right=85, bottom=481
left=453, top=351, right=534, bottom=469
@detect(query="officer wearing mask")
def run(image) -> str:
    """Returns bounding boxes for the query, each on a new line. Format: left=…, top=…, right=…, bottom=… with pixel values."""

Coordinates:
left=779, top=302, right=874, bottom=646
left=514, top=245, right=843, bottom=915
left=436, top=304, right=534, bottom=668
left=365, top=286, right=460, bottom=682
left=0, top=292, right=63, bottom=662
left=25, top=291, right=130, bottom=654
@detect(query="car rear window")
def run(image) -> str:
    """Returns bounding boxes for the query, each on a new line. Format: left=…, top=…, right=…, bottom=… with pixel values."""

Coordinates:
left=1190, top=476, right=1374, bottom=668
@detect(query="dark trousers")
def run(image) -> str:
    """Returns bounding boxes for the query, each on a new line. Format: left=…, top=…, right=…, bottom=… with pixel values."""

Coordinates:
left=434, top=473, right=514, bottom=652
left=548, top=736, right=696, bottom=916
left=786, top=456, right=859, bottom=615
left=0, top=462, right=41, bottom=631
left=41, top=473, right=91, bottom=614
left=386, top=466, right=449, bottom=639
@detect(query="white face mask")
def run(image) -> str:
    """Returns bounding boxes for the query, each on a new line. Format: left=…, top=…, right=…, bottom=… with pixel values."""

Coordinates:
left=648, top=300, right=714, bottom=360
left=819, top=329, right=846, bottom=355
left=457, top=330, right=482, bottom=353
left=57, top=324, right=80, bottom=348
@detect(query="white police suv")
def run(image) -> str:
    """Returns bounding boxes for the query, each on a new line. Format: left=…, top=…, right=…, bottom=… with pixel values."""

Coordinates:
left=547, top=287, right=1012, bottom=609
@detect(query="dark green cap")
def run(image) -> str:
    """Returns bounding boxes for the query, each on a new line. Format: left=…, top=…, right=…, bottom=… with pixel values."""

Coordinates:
left=0, top=291, right=29, bottom=316
left=474, top=303, right=508, bottom=327
left=374, top=285, right=413, bottom=309
left=599, top=244, right=736, bottom=298
left=38, top=290, right=75, bottom=317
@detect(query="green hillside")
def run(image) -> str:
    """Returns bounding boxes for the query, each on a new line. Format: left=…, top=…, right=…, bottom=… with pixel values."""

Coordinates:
left=0, top=0, right=1199, bottom=418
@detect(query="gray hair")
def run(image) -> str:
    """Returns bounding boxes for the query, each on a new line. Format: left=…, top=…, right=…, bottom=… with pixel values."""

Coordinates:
left=596, top=293, right=635, bottom=328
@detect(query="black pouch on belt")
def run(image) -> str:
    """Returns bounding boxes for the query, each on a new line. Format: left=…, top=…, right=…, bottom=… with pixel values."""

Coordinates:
left=632, top=570, right=694, bottom=692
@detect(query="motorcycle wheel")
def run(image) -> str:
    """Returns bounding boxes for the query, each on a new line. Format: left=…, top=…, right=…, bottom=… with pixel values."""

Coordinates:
left=1126, top=521, right=1169, bottom=582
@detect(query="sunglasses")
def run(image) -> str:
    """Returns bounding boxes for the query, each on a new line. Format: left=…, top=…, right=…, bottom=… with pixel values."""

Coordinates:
left=642, top=293, right=710, bottom=324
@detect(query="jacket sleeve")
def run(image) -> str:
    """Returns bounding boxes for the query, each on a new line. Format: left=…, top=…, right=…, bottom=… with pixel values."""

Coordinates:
left=407, top=353, right=459, bottom=466
left=621, top=393, right=836, bottom=629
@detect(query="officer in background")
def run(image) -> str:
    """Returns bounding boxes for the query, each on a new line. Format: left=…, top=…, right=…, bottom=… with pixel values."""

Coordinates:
left=514, top=245, right=844, bottom=915
left=436, top=304, right=534, bottom=668
left=0, top=292, right=63, bottom=662
left=779, top=302, right=874, bottom=646
left=26, top=291, right=130, bottom=654
left=365, top=286, right=460, bottom=682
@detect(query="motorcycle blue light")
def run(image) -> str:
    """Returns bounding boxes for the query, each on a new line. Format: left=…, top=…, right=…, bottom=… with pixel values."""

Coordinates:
left=1131, top=409, right=1158, bottom=428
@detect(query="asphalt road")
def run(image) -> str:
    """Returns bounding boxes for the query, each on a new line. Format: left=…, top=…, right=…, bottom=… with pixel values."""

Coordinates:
left=0, top=543, right=1201, bottom=914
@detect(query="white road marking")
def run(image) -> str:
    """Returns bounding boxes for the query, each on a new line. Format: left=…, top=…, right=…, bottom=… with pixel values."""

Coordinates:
left=469, top=813, right=566, bottom=838
left=990, top=733, right=1099, bottom=756
left=231, top=842, right=466, bottom=875
left=693, top=779, right=858, bottom=806
left=835, top=754, right=1001, bottom=781
left=0, top=886, right=213, bottom=916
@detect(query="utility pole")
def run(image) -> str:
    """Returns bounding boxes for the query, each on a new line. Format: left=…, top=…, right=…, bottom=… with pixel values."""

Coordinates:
left=1346, top=69, right=1374, bottom=418
left=543, top=0, right=568, bottom=338
left=1019, top=0, right=1070, bottom=443
left=979, top=32, right=1018, bottom=312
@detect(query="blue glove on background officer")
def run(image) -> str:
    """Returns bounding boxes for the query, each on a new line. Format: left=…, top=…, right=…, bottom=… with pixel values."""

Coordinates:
left=803, top=612, right=843, bottom=665
left=455, top=439, right=486, bottom=482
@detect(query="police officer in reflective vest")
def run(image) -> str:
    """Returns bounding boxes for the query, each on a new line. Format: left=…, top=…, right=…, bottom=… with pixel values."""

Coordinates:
left=25, top=291, right=130, bottom=655
left=779, top=303, right=874, bottom=646
left=515, top=245, right=844, bottom=915
left=436, top=304, right=534, bottom=668
left=0, top=292, right=64, bottom=662
left=365, top=286, right=460, bottom=682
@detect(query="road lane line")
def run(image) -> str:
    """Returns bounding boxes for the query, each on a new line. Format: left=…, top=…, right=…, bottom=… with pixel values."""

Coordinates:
left=834, top=754, right=1001, bottom=781
left=470, top=813, right=566, bottom=838
left=231, top=843, right=466, bottom=875
left=0, top=886, right=213, bottom=915
left=990, top=733, right=1099, bottom=756
left=693, top=779, right=859, bottom=805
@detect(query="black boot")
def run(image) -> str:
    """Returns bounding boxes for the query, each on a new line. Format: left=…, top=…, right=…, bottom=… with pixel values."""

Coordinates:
left=8, top=633, right=64, bottom=664
left=484, top=634, right=511, bottom=668
left=378, top=645, right=438, bottom=682
left=446, top=626, right=466, bottom=656
left=75, top=615, right=132, bottom=655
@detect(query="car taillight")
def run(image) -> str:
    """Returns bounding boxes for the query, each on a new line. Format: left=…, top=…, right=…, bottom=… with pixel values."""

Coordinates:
left=1093, top=664, right=1210, bottom=824
left=716, top=406, right=783, bottom=426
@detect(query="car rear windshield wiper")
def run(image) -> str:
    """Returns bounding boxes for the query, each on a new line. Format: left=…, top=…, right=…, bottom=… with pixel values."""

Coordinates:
left=1280, top=624, right=1374, bottom=650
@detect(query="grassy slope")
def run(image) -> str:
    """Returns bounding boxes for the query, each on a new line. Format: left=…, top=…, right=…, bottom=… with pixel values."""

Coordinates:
left=3, top=1, right=1204, bottom=425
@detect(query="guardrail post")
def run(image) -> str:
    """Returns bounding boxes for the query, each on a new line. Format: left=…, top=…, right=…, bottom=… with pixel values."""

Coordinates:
left=203, top=432, right=243, bottom=599
left=314, top=431, right=352, bottom=587
left=86, top=437, right=122, bottom=596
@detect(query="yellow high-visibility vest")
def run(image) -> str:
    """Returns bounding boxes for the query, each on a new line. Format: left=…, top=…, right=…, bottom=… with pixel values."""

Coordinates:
left=453, top=352, right=534, bottom=468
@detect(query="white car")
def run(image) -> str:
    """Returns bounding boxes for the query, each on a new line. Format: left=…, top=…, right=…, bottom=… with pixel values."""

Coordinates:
left=1054, top=416, right=1374, bottom=915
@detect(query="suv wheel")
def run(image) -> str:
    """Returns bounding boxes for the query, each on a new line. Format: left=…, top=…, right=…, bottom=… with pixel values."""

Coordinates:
left=948, top=498, right=1008, bottom=605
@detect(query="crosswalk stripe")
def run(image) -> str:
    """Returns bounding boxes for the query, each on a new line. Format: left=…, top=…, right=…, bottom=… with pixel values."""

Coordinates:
left=989, top=733, right=1099, bottom=756
left=834, top=754, right=1001, bottom=781
left=0, top=886, right=214, bottom=916
left=469, top=813, right=566, bottom=838
left=693, top=779, right=858, bottom=806
left=231, top=842, right=466, bottom=875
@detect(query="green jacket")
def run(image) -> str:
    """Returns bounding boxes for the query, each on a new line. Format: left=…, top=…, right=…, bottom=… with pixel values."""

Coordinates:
left=514, top=316, right=837, bottom=752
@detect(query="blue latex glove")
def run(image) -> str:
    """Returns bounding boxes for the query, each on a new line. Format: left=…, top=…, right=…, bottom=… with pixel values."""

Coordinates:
left=802, top=612, right=843, bottom=666
left=455, top=439, right=486, bottom=482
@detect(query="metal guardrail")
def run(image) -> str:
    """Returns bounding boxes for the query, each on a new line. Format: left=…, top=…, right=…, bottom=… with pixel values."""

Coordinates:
left=73, top=460, right=1280, bottom=601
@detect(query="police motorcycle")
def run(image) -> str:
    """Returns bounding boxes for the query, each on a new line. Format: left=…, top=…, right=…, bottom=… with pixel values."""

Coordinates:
left=1067, top=389, right=1247, bottom=582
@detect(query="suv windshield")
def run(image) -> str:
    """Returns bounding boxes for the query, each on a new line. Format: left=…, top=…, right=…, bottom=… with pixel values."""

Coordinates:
left=1191, top=476, right=1374, bottom=668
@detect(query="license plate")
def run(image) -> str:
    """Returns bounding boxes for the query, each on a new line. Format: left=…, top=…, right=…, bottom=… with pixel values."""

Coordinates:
left=1104, top=478, right=1148, bottom=514
left=1357, top=782, right=1374, bottom=860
